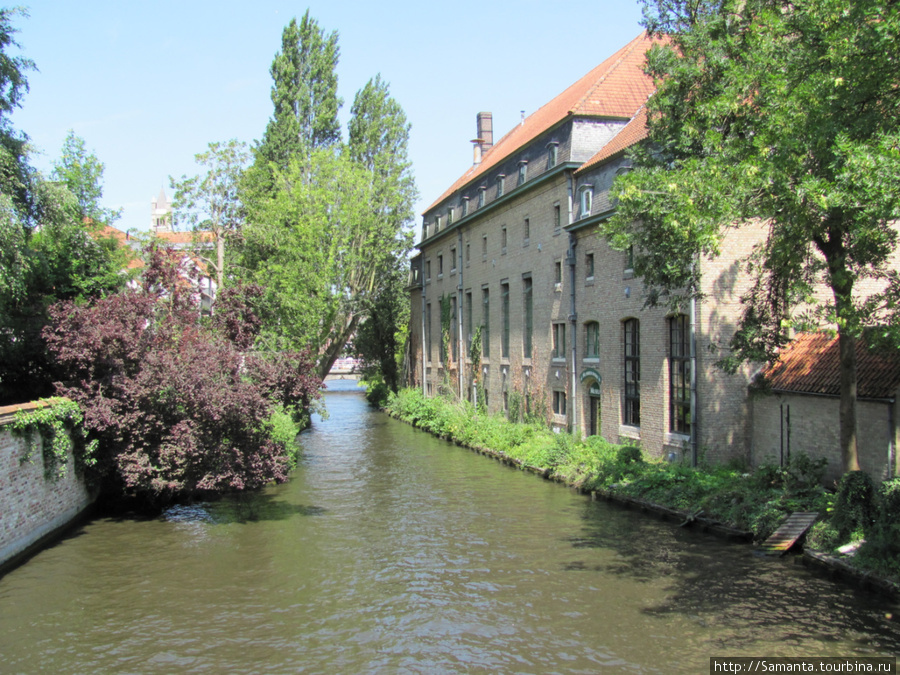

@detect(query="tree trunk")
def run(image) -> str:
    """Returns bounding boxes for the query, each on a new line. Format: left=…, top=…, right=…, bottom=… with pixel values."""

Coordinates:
left=837, top=327, right=861, bottom=473
left=216, top=234, right=225, bottom=288
left=316, top=312, right=360, bottom=380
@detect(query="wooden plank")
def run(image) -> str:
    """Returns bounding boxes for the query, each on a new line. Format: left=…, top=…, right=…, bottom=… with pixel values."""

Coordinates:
left=756, top=511, right=819, bottom=557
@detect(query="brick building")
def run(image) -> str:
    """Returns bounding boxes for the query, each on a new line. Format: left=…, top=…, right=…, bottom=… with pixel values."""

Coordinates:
left=406, top=31, right=893, bottom=470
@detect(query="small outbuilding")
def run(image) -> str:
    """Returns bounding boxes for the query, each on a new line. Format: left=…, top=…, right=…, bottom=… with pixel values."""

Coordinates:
left=751, top=332, right=900, bottom=483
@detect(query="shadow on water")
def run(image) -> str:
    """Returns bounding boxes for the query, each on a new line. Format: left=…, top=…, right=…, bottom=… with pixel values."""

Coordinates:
left=563, top=497, right=900, bottom=654
left=165, top=491, right=327, bottom=525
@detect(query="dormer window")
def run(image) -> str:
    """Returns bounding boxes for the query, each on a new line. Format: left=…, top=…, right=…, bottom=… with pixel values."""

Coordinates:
left=517, top=161, right=528, bottom=186
left=496, top=174, right=506, bottom=199
left=478, top=186, right=486, bottom=208
left=547, top=142, right=559, bottom=169
left=579, top=185, right=593, bottom=219
left=462, top=196, right=469, bottom=217
left=447, top=207, right=454, bottom=226
left=435, top=214, right=442, bottom=232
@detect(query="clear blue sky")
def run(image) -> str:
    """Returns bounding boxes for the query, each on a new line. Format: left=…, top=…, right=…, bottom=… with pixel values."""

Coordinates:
left=10, top=0, right=645, bottom=234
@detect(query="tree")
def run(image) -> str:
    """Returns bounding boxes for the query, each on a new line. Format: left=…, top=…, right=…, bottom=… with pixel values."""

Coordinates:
left=43, top=247, right=320, bottom=505
left=239, top=21, right=416, bottom=380
left=348, top=75, right=417, bottom=391
left=170, top=139, right=249, bottom=287
left=0, top=6, right=34, bottom=219
left=253, top=10, right=341, bottom=174
left=51, top=130, right=121, bottom=225
left=604, top=0, right=900, bottom=474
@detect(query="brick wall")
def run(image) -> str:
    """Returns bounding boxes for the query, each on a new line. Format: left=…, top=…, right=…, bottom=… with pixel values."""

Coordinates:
left=752, top=392, right=899, bottom=483
left=0, top=402, right=92, bottom=569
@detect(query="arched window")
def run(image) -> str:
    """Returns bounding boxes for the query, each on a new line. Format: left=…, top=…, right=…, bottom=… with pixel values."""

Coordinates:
left=579, top=185, right=593, bottom=219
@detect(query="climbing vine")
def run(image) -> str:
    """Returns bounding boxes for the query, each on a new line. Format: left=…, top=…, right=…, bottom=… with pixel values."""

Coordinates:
left=9, top=398, right=98, bottom=481
left=469, top=324, right=486, bottom=412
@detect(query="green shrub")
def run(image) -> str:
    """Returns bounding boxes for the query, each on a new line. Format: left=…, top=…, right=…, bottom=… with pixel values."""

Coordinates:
left=830, top=471, right=876, bottom=543
left=616, top=445, right=643, bottom=465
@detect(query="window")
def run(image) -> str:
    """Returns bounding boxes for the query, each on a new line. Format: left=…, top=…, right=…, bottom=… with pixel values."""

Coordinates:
left=436, top=215, right=442, bottom=232
left=501, top=281, right=510, bottom=359
left=482, top=234, right=488, bottom=260
left=425, top=259, right=431, bottom=281
left=438, top=254, right=444, bottom=277
left=466, top=291, right=473, bottom=355
left=422, top=221, right=428, bottom=240
left=447, top=208, right=453, bottom=226
left=462, top=197, right=469, bottom=217
left=586, top=252, right=595, bottom=280
left=624, top=318, right=640, bottom=426
left=523, top=276, right=533, bottom=358
left=553, top=390, right=567, bottom=416
left=547, top=142, right=558, bottom=169
left=553, top=203, right=561, bottom=233
left=625, top=245, right=634, bottom=273
left=501, top=226, right=508, bottom=255
left=426, top=302, right=432, bottom=362
left=670, top=314, right=691, bottom=434
left=553, top=322, right=566, bottom=360
left=496, top=175, right=505, bottom=199
left=450, top=246, right=457, bottom=274
left=466, top=242, right=470, bottom=264
left=482, top=287, right=490, bottom=358
left=523, top=217, right=530, bottom=246
left=478, top=186, right=486, bottom=208
left=585, top=321, right=600, bottom=359
left=518, top=161, right=527, bottom=186
left=554, top=260, right=563, bottom=290
left=580, top=186, right=593, bottom=219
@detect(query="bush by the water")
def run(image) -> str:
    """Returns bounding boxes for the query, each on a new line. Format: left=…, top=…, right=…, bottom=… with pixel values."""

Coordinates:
left=385, top=388, right=831, bottom=541
left=43, top=248, right=321, bottom=505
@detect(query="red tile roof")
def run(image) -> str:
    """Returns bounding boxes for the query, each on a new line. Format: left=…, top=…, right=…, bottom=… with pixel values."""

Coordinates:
left=426, top=32, right=663, bottom=212
left=762, top=332, right=900, bottom=400
left=576, top=105, right=649, bottom=174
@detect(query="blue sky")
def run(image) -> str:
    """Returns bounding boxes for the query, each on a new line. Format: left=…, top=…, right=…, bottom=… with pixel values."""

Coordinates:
left=10, top=1, right=645, bottom=234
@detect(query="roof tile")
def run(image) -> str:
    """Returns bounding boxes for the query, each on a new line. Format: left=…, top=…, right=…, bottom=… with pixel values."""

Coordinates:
left=762, top=332, right=900, bottom=400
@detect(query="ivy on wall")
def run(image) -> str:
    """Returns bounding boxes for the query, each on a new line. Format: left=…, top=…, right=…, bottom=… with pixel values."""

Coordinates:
left=8, top=398, right=97, bottom=481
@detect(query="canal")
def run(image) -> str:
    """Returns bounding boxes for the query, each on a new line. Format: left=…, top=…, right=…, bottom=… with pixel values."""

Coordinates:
left=1, top=381, right=898, bottom=673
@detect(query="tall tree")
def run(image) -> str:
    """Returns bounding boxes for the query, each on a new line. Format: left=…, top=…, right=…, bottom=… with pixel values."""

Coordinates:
left=170, top=139, right=249, bottom=287
left=254, top=10, right=341, bottom=173
left=348, top=75, right=417, bottom=389
left=0, top=6, right=34, bottom=220
left=604, top=0, right=900, bottom=474
left=51, top=130, right=121, bottom=225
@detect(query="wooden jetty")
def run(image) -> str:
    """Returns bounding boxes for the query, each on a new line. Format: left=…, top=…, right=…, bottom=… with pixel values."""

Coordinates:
left=756, top=511, right=820, bottom=556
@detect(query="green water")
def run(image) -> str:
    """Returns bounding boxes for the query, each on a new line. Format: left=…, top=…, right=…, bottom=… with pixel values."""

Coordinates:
left=1, top=382, right=898, bottom=673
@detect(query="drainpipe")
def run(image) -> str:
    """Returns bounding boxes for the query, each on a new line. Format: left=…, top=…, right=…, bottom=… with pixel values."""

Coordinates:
left=458, top=229, right=465, bottom=400
left=690, top=284, right=699, bottom=467
left=567, top=173, right=577, bottom=433
left=891, top=397, right=898, bottom=478
left=421, top=255, right=427, bottom=397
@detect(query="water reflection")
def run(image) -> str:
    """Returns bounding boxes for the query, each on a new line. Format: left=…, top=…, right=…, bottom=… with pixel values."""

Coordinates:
left=0, top=385, right=897, bottom=674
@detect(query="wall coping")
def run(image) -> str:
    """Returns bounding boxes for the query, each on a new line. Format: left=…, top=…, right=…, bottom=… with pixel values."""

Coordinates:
left=0, top=399, right=66, bottom=427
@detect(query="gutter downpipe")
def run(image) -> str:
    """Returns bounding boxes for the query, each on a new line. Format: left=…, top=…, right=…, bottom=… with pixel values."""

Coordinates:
left=458, top=229, right=465, bottom=400
left=567, top=172, right=577, bottom=434
left=690, top=274, right=699, bottom=467
left=421, top=254, right=427, bottom=398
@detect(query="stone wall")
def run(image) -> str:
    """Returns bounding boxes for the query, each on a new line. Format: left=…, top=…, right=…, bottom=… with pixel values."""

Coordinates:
left=0, top=402, right=93, bottom=570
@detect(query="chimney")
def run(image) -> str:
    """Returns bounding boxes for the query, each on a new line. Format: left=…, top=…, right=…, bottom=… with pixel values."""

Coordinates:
left=471, top=112, right=493, bottom=167
left=477, top=112, right=493, bottom=149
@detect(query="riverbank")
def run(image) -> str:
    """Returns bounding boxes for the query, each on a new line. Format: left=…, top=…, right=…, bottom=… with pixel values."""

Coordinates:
left=384, top=388, right=900, bottom=599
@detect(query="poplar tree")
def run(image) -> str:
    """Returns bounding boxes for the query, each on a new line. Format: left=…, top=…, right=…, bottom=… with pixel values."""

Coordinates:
left=254, top=9, right=341, bottom=173
left=604, top=0, right=900, bottom=474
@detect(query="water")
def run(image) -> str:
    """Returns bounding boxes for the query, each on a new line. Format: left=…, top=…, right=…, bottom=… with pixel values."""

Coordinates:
left=1, top=380, right=898, bottom=673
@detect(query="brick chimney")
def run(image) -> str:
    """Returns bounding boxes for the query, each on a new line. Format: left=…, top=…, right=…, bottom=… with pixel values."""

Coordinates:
left=471, top=112, right=493, bottom=166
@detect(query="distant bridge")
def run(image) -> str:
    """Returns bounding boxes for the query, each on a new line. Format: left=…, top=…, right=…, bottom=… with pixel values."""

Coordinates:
left=325, top=358, right=361, bottom=381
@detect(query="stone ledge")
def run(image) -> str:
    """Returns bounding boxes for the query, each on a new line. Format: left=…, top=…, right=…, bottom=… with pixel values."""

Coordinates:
left=801, top=549, right=900, bottom=602
left=0, top=399, right=65, bottom=427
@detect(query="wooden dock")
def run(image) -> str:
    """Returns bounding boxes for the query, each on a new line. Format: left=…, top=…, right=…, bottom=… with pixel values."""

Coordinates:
left=756, top=511, right=820, bottom=556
